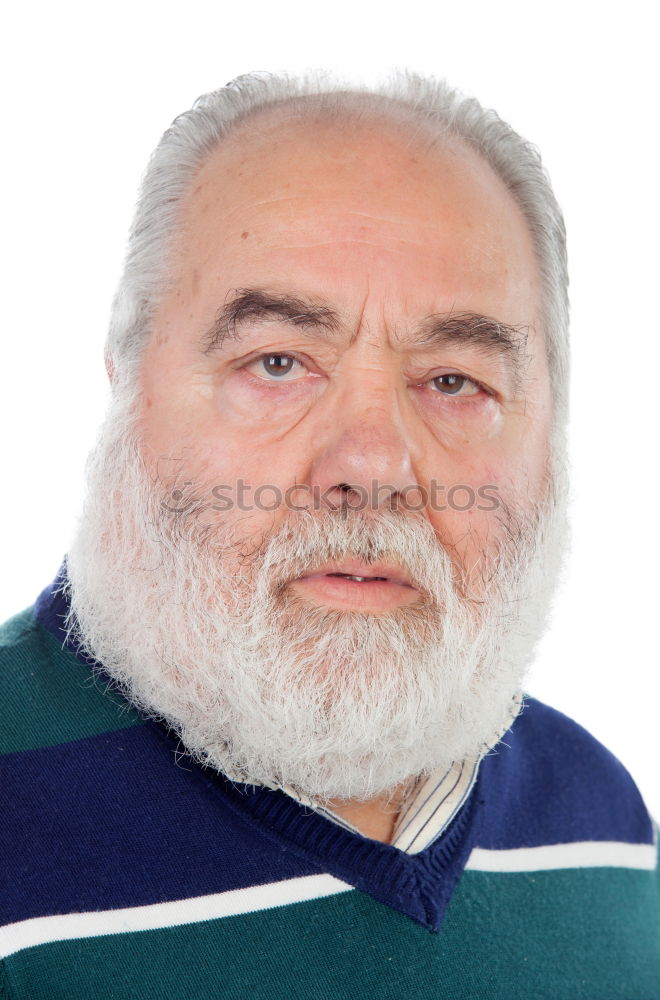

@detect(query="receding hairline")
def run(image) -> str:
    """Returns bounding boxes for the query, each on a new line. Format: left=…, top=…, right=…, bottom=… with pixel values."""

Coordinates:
left=171, top=89, right=531, bottom=273
left=195, top=88, right=478, bottom=171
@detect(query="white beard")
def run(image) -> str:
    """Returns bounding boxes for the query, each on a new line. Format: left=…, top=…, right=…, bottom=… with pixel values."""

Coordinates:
left=65, top=393, right=568, bottom=803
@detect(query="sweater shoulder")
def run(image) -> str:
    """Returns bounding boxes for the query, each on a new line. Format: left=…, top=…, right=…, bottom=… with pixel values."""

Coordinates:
left=0, top=605, right=38, bottom=651
left=0, top=603, right=141, bottom=756
left=474, top=695, right=655, bottom=849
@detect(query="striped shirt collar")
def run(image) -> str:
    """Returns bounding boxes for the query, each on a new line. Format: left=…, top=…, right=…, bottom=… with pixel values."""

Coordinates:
left=280, top=692, right=524, bottom=855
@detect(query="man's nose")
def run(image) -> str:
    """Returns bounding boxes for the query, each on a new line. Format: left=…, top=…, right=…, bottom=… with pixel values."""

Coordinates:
left=308, top=400, right=420, bottom=511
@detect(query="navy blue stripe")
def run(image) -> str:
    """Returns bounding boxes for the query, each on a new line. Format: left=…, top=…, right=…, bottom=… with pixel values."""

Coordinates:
left=471, top=699, right=655, bottom=850
left=0, top=723, right=323, bottom=924
left=34, top=561, right=71, bottom=647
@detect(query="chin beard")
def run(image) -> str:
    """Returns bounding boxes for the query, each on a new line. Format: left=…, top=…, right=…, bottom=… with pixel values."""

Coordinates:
left=64, top=396, right=568, bottom=803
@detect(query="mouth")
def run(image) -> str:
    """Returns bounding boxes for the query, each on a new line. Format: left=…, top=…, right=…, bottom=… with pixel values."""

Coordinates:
left=296, top=559, right=414, bottom=586
left=303, top=571, right=410, bottom=585
left=289, top=560, right=420, bottom=611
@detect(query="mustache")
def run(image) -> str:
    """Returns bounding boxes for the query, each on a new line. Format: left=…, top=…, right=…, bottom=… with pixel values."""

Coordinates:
left=225, top=506, right=459, bottom=608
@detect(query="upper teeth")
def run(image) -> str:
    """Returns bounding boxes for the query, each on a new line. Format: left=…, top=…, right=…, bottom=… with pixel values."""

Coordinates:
left=328, top=573, right=387, bottom=582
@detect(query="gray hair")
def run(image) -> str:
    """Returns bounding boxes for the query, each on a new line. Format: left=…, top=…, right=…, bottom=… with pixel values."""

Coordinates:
left=106, top=70, right=569, bottom=427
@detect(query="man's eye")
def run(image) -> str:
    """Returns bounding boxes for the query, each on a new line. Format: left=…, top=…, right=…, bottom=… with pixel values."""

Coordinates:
left=430, top=373, right=480, bottom=397
left=248, top=354, right=306, bottom=380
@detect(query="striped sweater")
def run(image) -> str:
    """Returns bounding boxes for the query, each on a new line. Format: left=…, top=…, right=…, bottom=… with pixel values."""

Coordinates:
left=1, top=574, right=659, bottom=999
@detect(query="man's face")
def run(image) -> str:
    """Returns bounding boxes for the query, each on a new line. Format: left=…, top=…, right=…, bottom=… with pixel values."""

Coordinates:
left=138, top=110, right=551, bottom=601
left=66, top=108, right=563, bottom=803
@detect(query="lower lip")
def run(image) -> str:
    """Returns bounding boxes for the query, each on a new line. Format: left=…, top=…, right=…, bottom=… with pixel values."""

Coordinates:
left=289, top=574, right=420, bottom=611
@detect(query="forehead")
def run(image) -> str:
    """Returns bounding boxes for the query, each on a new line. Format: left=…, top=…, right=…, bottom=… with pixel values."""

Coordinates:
left=167, top=104, right=541, bottom=330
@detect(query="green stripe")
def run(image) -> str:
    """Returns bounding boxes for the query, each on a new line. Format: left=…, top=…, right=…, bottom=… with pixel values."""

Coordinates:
left=0, top=608, right=142, bottom=755
left=4, top=863, right=660, bottom=999
left=441, top=861, right=660, bottom=996
left=0, top=960, right=12, bottom=1000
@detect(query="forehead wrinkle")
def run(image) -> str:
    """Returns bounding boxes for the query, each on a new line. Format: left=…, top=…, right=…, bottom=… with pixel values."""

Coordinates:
left=343, top=209, right=439, bottom=230
left=265, top=239, right=422, bottom=254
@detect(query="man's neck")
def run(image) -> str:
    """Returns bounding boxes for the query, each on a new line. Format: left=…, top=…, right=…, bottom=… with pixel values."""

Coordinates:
left=327, top=782, right=414, bottom=843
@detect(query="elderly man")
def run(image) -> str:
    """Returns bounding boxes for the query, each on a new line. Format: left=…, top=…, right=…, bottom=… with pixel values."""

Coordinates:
left=1, top=72, right=658, bottom=997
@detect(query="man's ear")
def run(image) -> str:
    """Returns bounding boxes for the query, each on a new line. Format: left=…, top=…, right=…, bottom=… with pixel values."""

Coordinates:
left=105, top=355, right=115, bottom=385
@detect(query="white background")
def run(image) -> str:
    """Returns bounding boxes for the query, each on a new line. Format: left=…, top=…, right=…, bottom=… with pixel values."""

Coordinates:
left=1, top=1, right=658, bottom=818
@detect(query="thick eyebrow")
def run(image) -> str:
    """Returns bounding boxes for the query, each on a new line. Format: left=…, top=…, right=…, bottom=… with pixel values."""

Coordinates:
left=411, top=311, right=529, bottom=389
left=201, top=288, right=341, bottom=354
left=201, top=287, right=529, bottom=390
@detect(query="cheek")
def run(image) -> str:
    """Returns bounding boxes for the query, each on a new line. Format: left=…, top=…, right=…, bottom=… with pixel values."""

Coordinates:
left=425, top=490, right=514, bottom=584
left=138, top=362, right=301, bottom=486
left=421, top=447, right=543, bottom=572
left=421, top=442, right=517, bottom=505
left=151, top=421, right=308, bottom=544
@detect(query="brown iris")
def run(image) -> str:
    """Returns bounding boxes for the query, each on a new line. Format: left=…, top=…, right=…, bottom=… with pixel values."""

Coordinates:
left=263, top=354, right=295, bottom=377
left=433, top=374, right=468, bottom=395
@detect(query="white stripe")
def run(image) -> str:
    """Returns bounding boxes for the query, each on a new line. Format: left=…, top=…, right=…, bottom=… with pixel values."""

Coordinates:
left=465, top=841, right=657, bottom=872
left=0, top=874, right=353, bottom=960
